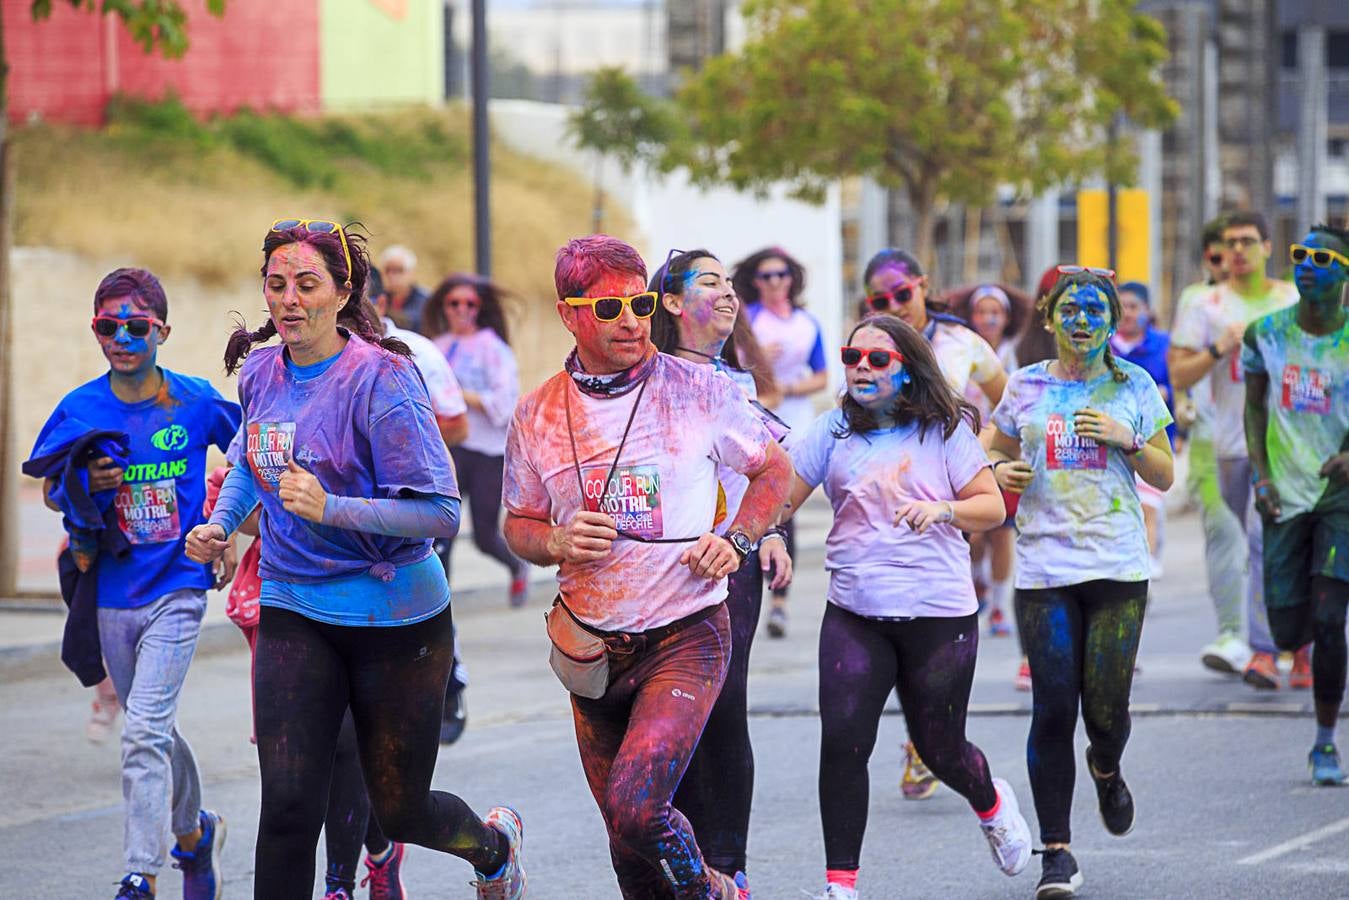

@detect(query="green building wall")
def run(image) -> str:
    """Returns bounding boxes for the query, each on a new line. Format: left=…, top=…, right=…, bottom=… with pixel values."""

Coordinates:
left=321, top=0, right=444, bottom=109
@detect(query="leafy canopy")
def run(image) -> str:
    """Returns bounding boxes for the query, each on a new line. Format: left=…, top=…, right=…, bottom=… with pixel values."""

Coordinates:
left=567, top=66, right=679, bottom=174
left=30, top=0, right=226, bottom=58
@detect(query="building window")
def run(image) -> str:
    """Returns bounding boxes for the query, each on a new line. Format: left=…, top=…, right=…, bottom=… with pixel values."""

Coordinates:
left=1283, top=31, right=1298, bottom=69
left=1328, top=31, right=1349, bottom=69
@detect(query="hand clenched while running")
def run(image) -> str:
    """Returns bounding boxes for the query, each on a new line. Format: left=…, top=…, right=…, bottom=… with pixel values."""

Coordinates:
left=278, top=458, right=328, bottom=523
left=185, top=523, right=229, bottom=564
left=548, top=510, right=618, bottom=563
left=993, top=459, right=1034, bottom=494
left=680, top=533, right=740, bottom=579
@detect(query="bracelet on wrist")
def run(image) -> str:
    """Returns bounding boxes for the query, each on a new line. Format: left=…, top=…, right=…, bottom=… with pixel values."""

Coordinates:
left=939, top=501, right=955, bottom=524
left=1207, top=343, right=1223, bottom=360
left=1253, top=478, right=1274, bottom=493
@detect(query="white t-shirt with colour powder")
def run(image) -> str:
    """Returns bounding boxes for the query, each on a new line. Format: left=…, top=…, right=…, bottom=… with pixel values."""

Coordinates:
left=1171, top=280, right=1298, bottom=459
left=992, top=360, right=1173, bottom=590
left=931, top=320, right=1004, bottom=397
left=748, top=304, right=826, bottom=439
left=790, top=408, right=990, bottom=618
left=503, top=353, right=774, bottom=632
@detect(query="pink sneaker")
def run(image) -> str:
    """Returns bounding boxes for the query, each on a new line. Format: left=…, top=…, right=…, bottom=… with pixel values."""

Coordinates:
left=361, top=842, right=406, bottom=899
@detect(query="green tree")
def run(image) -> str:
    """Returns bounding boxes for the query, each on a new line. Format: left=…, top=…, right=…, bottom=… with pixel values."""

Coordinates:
left=672, top=0, right=1179, bottom=263
left=0, top=0, right=226, bottom=595
left=567, top=66, right=677, bottom=232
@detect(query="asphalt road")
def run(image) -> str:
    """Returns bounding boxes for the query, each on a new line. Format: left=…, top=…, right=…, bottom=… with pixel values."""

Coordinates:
left=2, top=512, right=1347, bottom=899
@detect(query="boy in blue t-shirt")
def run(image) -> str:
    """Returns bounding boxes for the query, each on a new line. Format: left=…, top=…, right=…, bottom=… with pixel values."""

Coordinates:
left=31, top=268, right=240, bottom=899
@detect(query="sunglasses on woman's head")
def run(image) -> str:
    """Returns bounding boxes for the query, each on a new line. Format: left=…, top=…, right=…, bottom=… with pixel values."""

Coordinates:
left=841, top=346, right=904, bottom=368
left=1056, top=264, right=1116, bottom=281
left=755, top=269, right=790, bottom=282
left=92, top=316, right=163, bottom=338
left=270, top=217, right=353, bottom=288
left=866, top=285, right=915, bottom=310
left=563, top=291, right=659, bottom=322
left=1290, top=244, right=1349, bottom=269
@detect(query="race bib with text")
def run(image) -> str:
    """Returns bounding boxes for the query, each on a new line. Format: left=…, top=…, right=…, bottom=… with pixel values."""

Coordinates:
left=1045, top=413, right=1108, bottom=470
left=1281, top=365, right=1332, bottom=415
left=582, top=464, right=664, bottom=539
left=114, top=479, right=181, bottom=544
left=247, top=422, right=295, bottom=491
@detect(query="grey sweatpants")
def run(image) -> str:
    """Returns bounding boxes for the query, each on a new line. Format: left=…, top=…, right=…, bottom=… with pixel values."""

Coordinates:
left=1216, top=457, right=1275, bottom=654
left=98, top=588, right=207, bottom=875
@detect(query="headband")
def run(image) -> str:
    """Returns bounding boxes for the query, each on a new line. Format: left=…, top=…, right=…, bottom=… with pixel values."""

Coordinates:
left=970, top=284, right=1011, bottom=312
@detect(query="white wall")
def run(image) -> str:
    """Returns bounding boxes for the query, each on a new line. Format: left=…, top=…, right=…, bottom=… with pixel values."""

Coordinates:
left=490, top=98, right=846, bottom=392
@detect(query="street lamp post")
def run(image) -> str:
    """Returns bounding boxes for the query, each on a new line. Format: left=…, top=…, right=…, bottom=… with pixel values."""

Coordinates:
left=471, top=0, right=491, bottom=276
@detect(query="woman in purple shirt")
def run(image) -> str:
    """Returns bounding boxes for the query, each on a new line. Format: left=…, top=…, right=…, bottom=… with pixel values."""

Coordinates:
left=781, top=315, right=1031, bottom=899
left=185, top=221, right=524, bottom=899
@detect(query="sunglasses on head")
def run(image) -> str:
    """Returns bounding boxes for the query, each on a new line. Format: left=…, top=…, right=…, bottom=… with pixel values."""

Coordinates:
left=866, top=284, right=918, bottom=310
left=1056, top=264, right=1116, bottom=281
left=270, top=218, right=353, bottom=289
left=564, top=291, right=659, bottom=322
left=755, top=269, right=790, bottom=281
left=841, top=346, right=905, bottom=368
left=1289, top=244, right=1349, bottom=269
left=92, top=315, right=163, bottom=339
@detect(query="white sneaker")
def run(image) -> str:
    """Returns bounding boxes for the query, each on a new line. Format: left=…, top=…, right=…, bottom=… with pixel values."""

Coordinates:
left=471, top=807, right=525, bottom=899
left=806, top=884, right=858, bottom=900
left=980, top=778, right=1032, bottom=876
left=1200, top=632, right=1250, bottom=676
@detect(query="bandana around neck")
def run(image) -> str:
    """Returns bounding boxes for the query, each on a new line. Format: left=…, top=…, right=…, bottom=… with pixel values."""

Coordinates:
left=565, top=347, right=659, bottom=398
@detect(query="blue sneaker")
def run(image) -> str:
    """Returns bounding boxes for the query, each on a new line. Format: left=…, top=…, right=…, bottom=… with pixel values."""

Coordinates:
left=1309, top=744, right=1347, bottom=786
left=734, top=870, right=751, bottom=898
left=171, top=809, right=226, bottom=900
left=115, top=873, right=154, bottom=898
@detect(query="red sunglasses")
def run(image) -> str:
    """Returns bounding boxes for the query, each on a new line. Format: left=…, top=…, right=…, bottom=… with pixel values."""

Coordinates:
left=92, top=315, right=163, bottom=339
left=841, top=346, right=904, bottom=368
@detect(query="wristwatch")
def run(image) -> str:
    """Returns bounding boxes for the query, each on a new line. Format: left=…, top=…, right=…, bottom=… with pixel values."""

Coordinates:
left=725, top=530, right=753, bottom=562
left=1123, top=432, right=1147, bottom=455
left=1207, top=343, right=1223, bottom=360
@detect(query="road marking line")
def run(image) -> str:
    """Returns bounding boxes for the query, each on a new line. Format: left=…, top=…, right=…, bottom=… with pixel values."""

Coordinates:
left=1236, top=816, right=1349, bottom=866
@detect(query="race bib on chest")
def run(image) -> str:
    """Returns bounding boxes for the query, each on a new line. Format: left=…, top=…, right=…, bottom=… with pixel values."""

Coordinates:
left=1045, top=413, right=1107, bottom=470
left=114, top=479, right=181, bottom=544
left=582, top=464, right=664, bottom=539
left=1281, top=365, right=1332, bottom=415
left=247, top=422, right=295, bottom=491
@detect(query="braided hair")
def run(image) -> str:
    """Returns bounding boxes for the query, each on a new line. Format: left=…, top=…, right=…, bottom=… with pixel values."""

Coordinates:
left=1038, top=271, right=1129, bottom=384
left=225, top=224, right=410, bottom=374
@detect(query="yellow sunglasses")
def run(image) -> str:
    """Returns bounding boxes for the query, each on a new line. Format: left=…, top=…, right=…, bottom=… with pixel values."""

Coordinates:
left=563, top=291, right=659, bottom=322
left=271, top=218, right=353, bottom=289
left=1289, top=243, right=1349, bottom=270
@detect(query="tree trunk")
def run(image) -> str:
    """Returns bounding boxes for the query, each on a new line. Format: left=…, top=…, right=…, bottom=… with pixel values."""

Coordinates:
left=0, top=12, right=18, bottom=597
left=591, top=154, right=604, bottom=234
left=908, top=175, right=938, bottom=275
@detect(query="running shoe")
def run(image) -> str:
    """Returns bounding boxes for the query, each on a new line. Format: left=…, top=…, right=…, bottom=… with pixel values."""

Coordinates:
left=1289, top=647, right=1313, bottom=690
left=1200, top=631, right=1250, bottom=675
left=979, top=777, right=1032, bottom=875
left=115, top=874, right=154, bottom=898
left=1243, top=651, right=1280, bottom=690
left=362, top=842, right=407, bottom=899
left=811, top=884, right=858, bottom=900
left=734, top=871, right=751, bottom=899
left=1085, top=746, right=1134, bottom=836
left=441, top=689, right=467, bottom=745
left=322, top=889, right=353, bottom=900
left=1309, top=744, right=1347, bottom=786
left=988, top=607, right=1011, bottom=637
left=509, top=572, right=528, bottom=608
left=1015, top=658, right=1032, bottom=692
left=171, top=809, right=226, bottom=900
left=766, top=605, right=788, bottom=639
left=900, top=741, right=938, bottom=800
left=1034, top=848, right=1083, bottom=899
left=710, top=869, right=747, bottom=899
left=472, top=806, right=525, bottom=899
left=87, top=695, right=121, bottom=744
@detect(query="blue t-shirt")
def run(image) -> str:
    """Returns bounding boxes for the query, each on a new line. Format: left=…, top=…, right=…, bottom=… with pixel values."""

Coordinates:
left=33, top=370, right=241, bottom=608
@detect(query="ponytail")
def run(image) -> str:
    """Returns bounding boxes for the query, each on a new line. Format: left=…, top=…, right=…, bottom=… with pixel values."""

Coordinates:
left=224, top=316, right=278, bottom=375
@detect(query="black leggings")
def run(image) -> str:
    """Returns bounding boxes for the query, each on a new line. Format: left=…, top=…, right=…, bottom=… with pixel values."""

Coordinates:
left=674, top=550, right=763, bottom=875
left=252, top=605, right=505, bottom=899
left=323, top=711, right=391, bottom=893
left=438, top=447, right=522, bottom=579
left=818, top=604, right=995, bottom=871
left=1016, top=579, right=1147, bottom=845
left=1269, top=575, right=1349, bottom=711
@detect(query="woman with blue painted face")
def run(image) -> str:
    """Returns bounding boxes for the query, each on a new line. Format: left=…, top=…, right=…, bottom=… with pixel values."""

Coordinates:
left=780, top=315, right=1032, bottom=899
left=987, top=269, right=1174, bottom=899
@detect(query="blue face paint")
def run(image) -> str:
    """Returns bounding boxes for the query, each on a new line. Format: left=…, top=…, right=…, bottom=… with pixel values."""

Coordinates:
left=1294, top=232, right=1349, bottom=308
left=1053, top=285, right=1113, bottom=359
